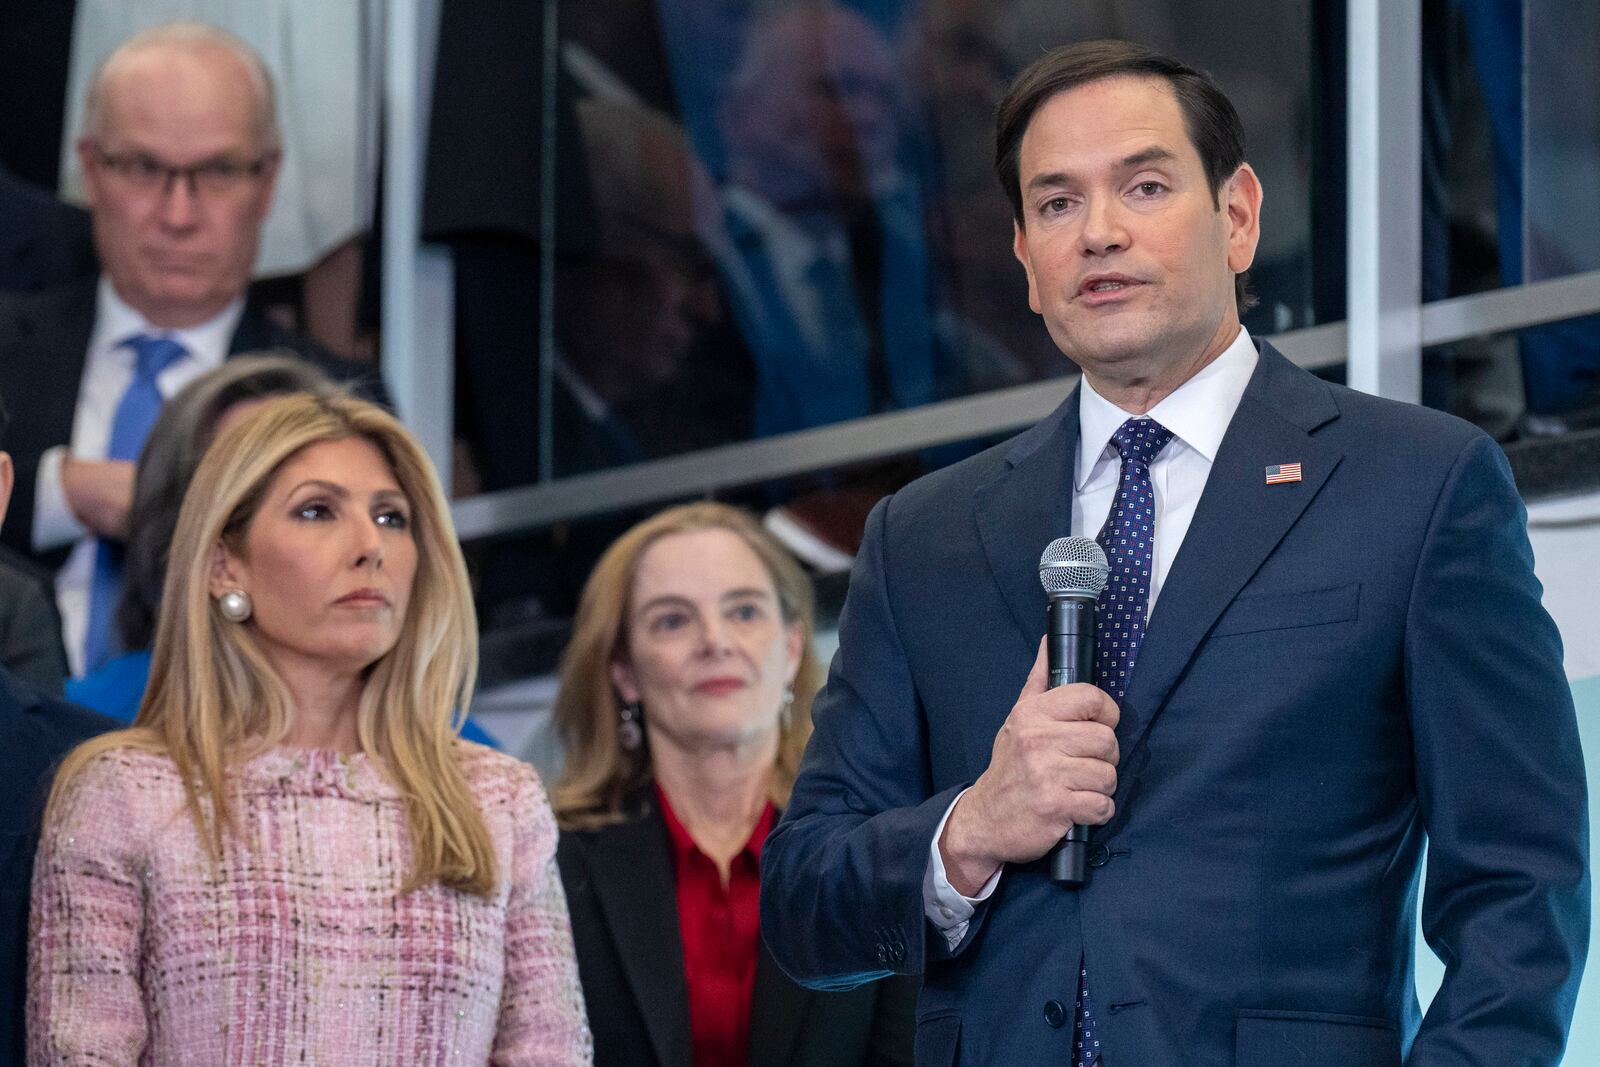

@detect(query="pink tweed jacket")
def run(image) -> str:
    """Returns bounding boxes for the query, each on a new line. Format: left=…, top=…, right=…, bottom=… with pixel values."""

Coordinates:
left=28, top=742, right=593, bottom=1066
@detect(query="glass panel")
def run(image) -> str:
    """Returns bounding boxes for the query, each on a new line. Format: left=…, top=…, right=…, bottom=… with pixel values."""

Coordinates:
left=1429, top=2, right=1600, bottom=429
left=427, top=2, right=1322, bottom=628
left=1424, top=325, right=1535, bottom=442
left=541, top=0, right=1319, bottom=475
left=1521, top=3, right=1600, bottom=421
left=1428, top=318, right=1600, bottom=445
left=1422, top=0, right=1500, bottom=305
left=1525, top=7, right=1600, bottom=282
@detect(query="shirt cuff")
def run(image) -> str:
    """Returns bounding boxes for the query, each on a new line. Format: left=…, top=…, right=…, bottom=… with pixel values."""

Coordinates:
left=33, top=447, right=86, bottom=551
left=923, top=787, right=1002, bottom=951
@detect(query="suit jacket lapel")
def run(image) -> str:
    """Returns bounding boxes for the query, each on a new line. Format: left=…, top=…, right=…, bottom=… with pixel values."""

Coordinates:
left=1112, top=342, right=1344, bottom=778
left=972, top=386, right=1081, bottom=655
left=748, top=942, right=811, bottom=1066
left=584, top=802, right=693, bottom=1067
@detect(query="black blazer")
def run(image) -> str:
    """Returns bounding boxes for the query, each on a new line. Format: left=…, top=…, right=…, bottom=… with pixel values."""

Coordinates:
left=557, top=792, right=917, bottom=1067
left=0, top=668, right=117, bottom=1063
left=0, top=276, right=390, bottom=569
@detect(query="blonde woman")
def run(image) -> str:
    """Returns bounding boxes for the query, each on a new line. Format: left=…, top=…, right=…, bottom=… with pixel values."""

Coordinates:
left=29, top=393, right=591, bottom=1065
left=552, top=502, right=915, bottom=1067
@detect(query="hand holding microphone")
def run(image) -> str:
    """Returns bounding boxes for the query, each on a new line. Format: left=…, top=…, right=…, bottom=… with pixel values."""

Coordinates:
left=1039, top=537, right=1112, bottom=886
left=936, top=538, right=1119, bottom=896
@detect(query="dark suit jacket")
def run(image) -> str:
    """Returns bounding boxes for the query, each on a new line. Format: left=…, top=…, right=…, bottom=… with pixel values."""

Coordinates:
left=558, top=792, right=917, bottom=1067
left=0, top=277, right=390, bottom=569
left=0, top=668, right=116, bottom=1063
left=761, top=343, right=1589, bottom=1065
left=0, top=546, right=67, bottom=694
left=0, top=165, right=96, bottom=295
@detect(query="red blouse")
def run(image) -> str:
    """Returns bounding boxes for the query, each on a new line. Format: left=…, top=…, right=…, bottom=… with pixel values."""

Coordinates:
left=656, top=784, right=777, bottom=1067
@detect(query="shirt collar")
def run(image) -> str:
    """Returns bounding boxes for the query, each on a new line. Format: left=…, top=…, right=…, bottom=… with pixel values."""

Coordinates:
left=92, top=274, right=243, bottom=371
left=655, top=781, right=777, bottom=866
left=1074, top=326, right=1259, bottom=490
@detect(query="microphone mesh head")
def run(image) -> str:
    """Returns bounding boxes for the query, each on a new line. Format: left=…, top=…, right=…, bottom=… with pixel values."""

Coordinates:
left=1038, top=537, right=1110, bottom=598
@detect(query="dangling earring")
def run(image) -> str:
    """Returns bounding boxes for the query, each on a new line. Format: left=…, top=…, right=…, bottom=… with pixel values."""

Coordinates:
left=779, top=685, right=795, bottom=732
left=217, top=589, right=253, bottom=622
left=618, top=701, right=644, bottom=751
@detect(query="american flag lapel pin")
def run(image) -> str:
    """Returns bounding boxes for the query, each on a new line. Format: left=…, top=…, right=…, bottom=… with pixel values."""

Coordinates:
left=1264, top=462, right=1303, bottom=485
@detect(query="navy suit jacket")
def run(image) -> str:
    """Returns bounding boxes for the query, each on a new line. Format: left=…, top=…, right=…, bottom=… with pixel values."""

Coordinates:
left=0, top=669, right=116, bottom=1063
left=761, top=343, right=1589, bottom=1066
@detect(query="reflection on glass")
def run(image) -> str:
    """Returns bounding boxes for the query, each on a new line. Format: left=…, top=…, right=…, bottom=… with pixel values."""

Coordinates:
left=551, top=0, right=1319, bottom=467
left=559, top=99, right=736, bottom=474
left=1525, top=8, right=1600, bottom=282
left=1429, top=2, right=1600, bottom=431
left=1522, top=3, right=1600, bottom=423
left=432, top=0, right=1333, bottom=630
left=710, top=4, right=947, bottom=437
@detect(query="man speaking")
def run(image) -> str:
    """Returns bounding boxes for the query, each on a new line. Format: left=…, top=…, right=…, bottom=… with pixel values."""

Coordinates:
left=760, top=40, right=1588, bottom=1065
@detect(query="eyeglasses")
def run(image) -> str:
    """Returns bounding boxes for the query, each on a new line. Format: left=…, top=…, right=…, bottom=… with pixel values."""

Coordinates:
left=91, top=147, right=277, bottom=198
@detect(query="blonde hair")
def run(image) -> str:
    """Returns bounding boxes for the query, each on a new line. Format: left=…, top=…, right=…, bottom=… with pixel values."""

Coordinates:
left=552, top=502, right=821, bottom=830
left=48, top=392, right=495, bottom=896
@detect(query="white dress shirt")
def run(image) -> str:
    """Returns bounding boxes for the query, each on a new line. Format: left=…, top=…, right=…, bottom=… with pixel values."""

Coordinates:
left=36, top=277, right=241, bottom=676
left=923, top=327, right=1260, bottom=949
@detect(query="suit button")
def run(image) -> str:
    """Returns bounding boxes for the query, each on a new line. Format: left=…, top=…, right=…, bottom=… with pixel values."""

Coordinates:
left=1043, top=1000, right=1067, bottom=1029
left=1087, top=843, right=1111, bottom=868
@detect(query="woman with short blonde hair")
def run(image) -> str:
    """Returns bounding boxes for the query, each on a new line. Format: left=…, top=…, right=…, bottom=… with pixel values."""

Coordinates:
left=30, top=392, right=591, bottom=1065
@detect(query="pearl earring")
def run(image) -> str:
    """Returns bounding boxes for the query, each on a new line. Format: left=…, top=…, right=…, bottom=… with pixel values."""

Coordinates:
left=218, top=589, right=253, bottom=622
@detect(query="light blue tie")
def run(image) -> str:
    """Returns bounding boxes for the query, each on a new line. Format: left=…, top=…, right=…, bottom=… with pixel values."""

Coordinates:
left=1075, top=416, right=1174, bottom=1067
left=82, top=334, right=187, bottom=672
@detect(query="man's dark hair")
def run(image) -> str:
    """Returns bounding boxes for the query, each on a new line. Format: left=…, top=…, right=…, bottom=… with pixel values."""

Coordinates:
left=0, top=389, right=9, bottom=451
left=995, top=39, right=1254, bottom=312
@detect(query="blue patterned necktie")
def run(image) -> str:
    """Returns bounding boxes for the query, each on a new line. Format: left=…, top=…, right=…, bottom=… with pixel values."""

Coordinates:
left=1093, top=417, right=1174, bottom=702
left=1074, top=416, right=1174, bottom=1067
left=82, top=334, right=188, bottom=672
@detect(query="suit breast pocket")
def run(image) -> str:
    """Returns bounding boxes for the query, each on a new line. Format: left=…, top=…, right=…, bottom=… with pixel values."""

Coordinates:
left=1210, top=583, right=1360, bottom=639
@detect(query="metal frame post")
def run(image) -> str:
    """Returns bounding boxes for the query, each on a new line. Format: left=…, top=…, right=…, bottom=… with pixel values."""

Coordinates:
left=382, top=0, right=456, bottom=489
left=1347, top=0, right=1423, bottom=400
